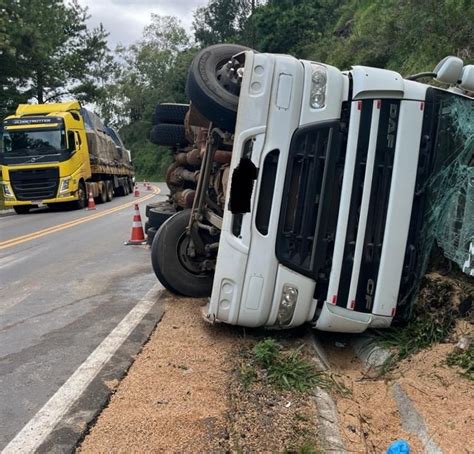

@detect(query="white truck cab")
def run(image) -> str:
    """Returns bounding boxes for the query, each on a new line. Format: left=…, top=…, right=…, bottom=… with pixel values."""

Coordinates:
left=151, top=47, right=473, bottom=333
left=201, top=51, right=473, bottom=332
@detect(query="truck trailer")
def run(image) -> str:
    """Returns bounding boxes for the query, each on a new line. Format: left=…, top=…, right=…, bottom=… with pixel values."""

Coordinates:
left=0, top=101, right=134, bottom=214
left=150, top=47, right=473, bottom=332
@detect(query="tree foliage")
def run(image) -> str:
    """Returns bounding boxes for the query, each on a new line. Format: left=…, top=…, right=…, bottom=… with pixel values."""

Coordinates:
left=0, top=0, right=112, bottom=117
left=2, top=0, right=472, bottom=180
left=193, top=0, right=253, bottom=46
left=98, top=15, right=194, bottom=180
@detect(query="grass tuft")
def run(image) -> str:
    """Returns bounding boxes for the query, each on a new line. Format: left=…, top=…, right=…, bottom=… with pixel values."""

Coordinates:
left=247, top=338, right=343, bottom=393
left=283, top=440, right=322, bottom=454
left=446, top=341, right=474, bottom=380
left=370, top=273, right=471, bottom=373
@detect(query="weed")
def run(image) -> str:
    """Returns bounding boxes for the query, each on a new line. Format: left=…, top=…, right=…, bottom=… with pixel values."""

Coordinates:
left=238, top=361, right=256, bottom=389
left=370, top=273, right=469, bottom=373
left=252, top=339, right=334, bottom=392
left=446, top=342, right=474, bottom=380
left=283, top=440, right=321, bottom=454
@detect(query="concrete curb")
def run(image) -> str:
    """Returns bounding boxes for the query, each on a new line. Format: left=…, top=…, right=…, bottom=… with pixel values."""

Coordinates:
left=308, top=334, right=346, bottom=453
left=351, top=336, right=443, bottom=454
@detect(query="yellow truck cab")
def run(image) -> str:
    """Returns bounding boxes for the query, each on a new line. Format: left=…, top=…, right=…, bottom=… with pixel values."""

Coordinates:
left=0, top=101, right=134, bottom=214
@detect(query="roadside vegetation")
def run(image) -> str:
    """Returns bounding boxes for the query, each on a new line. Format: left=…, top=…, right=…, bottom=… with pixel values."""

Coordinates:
left=371, top=270, right=473, bottom=376
left=2, top=0, right=472, bottom=180
left=227, top=335, right=349, bottom=452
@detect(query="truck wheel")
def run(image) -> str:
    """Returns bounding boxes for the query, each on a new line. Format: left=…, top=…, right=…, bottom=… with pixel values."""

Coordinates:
left=154, top=103, right=189, bottom=125
left=106, top=181, right=114, bottom=201
left=151, top=210, right=214, bottom=297
left=148, top=205, right=175, bottom=229
left=75, top=182, right=87, bottom=209
left=186, top=44, right=249, bottom=133
left=13, top=206, right=31, bottom=214
left=150, top=124, right=188, bottom=147
left=146, top=226, right=157, bottom=245
left=98, top=184, right=107, bottom=203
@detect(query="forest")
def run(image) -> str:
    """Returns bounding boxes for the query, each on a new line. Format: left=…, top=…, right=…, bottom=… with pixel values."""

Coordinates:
left=1, top=0, right=473, bottom=179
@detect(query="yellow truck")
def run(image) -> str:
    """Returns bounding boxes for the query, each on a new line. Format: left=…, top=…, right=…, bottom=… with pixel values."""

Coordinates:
left=0, top=101, right=134, bottom=214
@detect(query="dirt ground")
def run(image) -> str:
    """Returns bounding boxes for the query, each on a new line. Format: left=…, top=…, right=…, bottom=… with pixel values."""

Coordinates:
left=323, top=322, right=473, bottom=453
left=77, top=294, right=320, bottom=453
left=78, top=290, right=473, bottom=453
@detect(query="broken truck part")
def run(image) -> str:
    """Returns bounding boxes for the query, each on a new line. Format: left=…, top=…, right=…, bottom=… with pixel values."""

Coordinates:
left=151, top=47, right=473, bottom=333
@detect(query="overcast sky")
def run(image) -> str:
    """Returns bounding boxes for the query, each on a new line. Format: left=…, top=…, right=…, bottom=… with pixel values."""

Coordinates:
left=77, top=0, right=208, bottom=49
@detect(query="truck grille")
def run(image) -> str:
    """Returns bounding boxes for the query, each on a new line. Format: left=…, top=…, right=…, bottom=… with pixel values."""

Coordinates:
left=10, top=168, right=59, bottom=201
left=276, top=120, right=346, bottom=299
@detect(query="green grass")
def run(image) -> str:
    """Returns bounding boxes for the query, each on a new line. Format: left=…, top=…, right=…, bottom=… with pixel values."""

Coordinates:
left=446, top=341, right=474, bottom=380
left=283, top=440, right=322, bottom=454
left=240, top=338, right=348, bottom=394
left=369, top=274, right=471, bottom=374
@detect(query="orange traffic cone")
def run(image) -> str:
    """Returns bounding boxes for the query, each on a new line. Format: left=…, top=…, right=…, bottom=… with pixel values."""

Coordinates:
left=124, top=204, right=146, bottom=245
left=134, top=185, right=140, bottom=197
left=87, top=191, right=96, bottom=210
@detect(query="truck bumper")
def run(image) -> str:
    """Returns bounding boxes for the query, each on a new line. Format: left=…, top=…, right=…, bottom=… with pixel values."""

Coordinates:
left=4, top=194, right=78, bottom=207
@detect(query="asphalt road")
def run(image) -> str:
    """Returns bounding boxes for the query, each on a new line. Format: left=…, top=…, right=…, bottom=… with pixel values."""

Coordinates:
left=0, top=183, right=167, bottom=450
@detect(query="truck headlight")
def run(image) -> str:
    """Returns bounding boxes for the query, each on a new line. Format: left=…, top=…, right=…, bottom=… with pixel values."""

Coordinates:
left=277, top=284, right=298, bottom=326
left=310, top=64, right=327, bottom=109
left=1, top=182, right=14, bottom=199
left=59, top=177, right=71, bottom=193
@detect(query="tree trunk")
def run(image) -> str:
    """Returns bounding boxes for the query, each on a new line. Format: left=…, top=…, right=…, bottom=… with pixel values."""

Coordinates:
left=36, top=71, right=44, bottom=104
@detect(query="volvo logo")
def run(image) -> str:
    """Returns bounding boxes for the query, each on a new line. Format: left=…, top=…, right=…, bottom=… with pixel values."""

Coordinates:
left=26, top=155, right=45, bottom=163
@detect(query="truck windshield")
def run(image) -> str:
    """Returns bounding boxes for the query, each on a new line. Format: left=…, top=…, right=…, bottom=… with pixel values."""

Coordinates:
left=0, top=128, right=66, bottom=156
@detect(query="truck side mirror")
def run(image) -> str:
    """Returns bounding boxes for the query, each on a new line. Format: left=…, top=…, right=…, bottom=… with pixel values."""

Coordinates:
left=68, top=131, right=76, bottom=152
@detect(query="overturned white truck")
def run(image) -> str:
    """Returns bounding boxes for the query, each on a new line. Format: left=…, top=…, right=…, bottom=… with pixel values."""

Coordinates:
left=151, top=45, right=473, bottom=332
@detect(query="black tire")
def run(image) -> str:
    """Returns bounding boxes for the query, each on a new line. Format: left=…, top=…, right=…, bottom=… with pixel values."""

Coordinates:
left=151, top=210, right=214, bottom=297
left=13, top=205, right=31, bottom=214
left=154, top=103, right=189, bottom=125
left=186, top=44, right=249, bottom=133
left=146, top=201, right=175, bottom=217
left=97, top=184, right=107, bottom=204
left=148, top=206, right=175, bottom=230
left=75, top=181, right=87, bottom=209
left=149, top=124, right=188, bottom=147
left=146, top=226, right=157, bottom=245
left=106, top=181, right=114, bottom=201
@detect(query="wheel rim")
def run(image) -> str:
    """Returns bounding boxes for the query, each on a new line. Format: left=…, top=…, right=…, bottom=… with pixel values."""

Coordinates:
left=78, top=186, right=85, bottom=207
left=215, top=58, right=242, bottom=96
left=177, top=232, right=211, bottom=276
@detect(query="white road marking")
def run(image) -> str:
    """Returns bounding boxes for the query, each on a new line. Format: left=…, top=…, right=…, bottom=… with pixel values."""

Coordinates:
left=2, top=283, right=163, bottom=454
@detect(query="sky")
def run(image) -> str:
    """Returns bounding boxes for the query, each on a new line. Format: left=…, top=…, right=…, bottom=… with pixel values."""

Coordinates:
left=77, top=0, right=208, bottom=49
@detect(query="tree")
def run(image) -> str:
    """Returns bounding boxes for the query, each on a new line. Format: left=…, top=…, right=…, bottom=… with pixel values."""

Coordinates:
left=0, top=0, right=112, bottom=118
left=193, top=0, right=254, bottom=47
left=97, top=14, right=192, bottom=180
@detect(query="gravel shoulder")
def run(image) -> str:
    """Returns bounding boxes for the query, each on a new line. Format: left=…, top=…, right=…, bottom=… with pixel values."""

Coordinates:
left=77, top=295, right=322, bottom=453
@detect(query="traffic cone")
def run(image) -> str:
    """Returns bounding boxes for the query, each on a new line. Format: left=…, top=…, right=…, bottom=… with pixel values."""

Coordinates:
left=87, top=191, right=96, bottom=210
left=134, top=184, right=140, bottom=197
left=124, top=203, right=146, bottom=245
